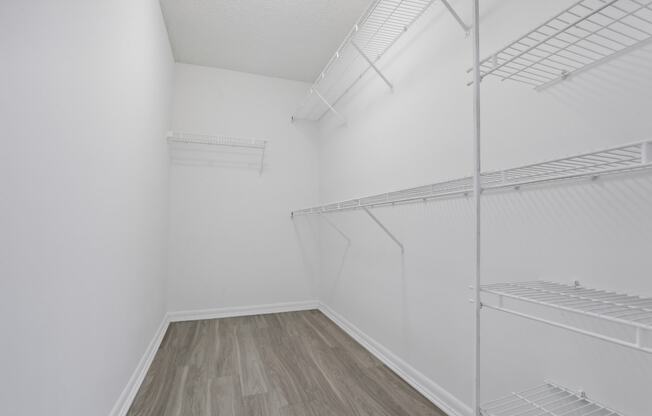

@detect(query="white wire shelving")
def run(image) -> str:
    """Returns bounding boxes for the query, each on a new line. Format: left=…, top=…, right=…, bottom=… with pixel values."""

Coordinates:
left=166, top=131, right=267, bottom=174
left=291, top=139, right=652, bottom=216
left=476, top=0, right=652, bottom=90
left=291, top=0, right=469, bottom=123
left=481, top=281, right=652, bottom=354
left=481, top=382, right=625, bottom=416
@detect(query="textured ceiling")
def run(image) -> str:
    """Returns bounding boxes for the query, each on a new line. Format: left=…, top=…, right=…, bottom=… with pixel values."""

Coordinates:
left=160, top=0, right=370, bottom=82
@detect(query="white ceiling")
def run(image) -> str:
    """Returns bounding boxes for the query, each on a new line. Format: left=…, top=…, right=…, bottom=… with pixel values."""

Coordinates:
left=160, top=0, right=370, bottom=82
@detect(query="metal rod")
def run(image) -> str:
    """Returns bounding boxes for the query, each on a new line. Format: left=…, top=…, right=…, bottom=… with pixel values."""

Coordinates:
left=312, top=88, right=347, bottom=124
left=259, top=142, right=266, bottom=175
left=363, top=208, right=404, bottom=253
left=441, top=0, right=471, bottom=32
left=472, top=1, right=482, bottom=415
left=482, top=303, right=652, bottom=355
left=351, top=41, right=394, bottom=91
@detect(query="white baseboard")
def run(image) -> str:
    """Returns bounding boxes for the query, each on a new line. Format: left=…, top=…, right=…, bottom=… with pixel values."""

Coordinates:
left=318, top=302, right=473, bottom=416
left=110, top=300, right=469, bottom=416
left=167, top=300, right=319, bottom=322
left=109, top=314, right=170, bottom=416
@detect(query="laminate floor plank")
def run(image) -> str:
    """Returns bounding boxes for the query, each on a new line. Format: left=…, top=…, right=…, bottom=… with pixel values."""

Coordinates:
left=126, top=310, right=446, bottom=416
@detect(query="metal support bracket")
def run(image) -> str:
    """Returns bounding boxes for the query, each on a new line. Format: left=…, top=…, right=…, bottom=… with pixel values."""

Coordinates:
left=441, top=0, right=471, bottom=34
left=320, top=213, right=351, bottom=245
left=351, top=41, right=394, bottom=92
left=643, top=141, right=652, bottom=164
left=312, top=88, right=347, bottom=124
left=259, top=142, right=266, bottom=175
left=363, top=207, right=404, bottom=253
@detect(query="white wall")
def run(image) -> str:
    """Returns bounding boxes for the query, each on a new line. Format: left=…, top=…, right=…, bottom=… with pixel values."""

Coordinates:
left=167, top=64, right=320, bottom=312
left=307, top=0, right=652, bottom=415
left=0, top=1, right=173, bottom=415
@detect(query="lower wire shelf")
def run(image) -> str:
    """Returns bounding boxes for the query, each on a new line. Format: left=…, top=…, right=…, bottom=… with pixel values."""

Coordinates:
left=481, top=280, right=652, bottom=354
left=481, top=381, right=624, bottom=416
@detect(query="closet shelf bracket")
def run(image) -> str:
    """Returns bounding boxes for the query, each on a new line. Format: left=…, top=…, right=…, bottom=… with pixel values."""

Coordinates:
left=313, top=88, right=347, bottom=124
left=441, top=0, right=471, bottom=33
left=351, top=41, right=393, bottom=92
left=320, top=213, right=352, bottom=245
left=363, top=208, right=404, bottom=253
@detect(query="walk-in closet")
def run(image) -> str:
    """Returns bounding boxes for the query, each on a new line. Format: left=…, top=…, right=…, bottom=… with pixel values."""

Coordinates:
left=2, top=0, right=651, bottom=415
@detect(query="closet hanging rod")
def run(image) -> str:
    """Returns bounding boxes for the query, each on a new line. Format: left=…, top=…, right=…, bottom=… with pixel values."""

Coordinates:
left=291, top=0, right=469, bottom=122
left=469, top=0, right=652, bottom=90
left=291, top=139, right=652, bottom=216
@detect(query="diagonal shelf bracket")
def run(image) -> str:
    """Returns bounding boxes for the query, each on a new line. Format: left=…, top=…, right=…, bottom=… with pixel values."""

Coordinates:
left=320, top=213, right=351, bottom=245
left=312, top=88, right=347, bottom=124
left=441, top=0, right=471, bottom=33
left=351, top=41, right=393, bottom=92
left=363, top=208, right=404, bottom=253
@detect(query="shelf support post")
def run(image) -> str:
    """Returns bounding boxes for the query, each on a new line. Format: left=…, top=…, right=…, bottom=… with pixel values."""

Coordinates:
left=312, top=88, right=347, bottom=124
left=441, top=0, right=471, bottom=33
left=351, top=41, right=394, bottom=92
left=471, top=0, right=482, bottom=415
left=362, top=208, right=404, bottom=253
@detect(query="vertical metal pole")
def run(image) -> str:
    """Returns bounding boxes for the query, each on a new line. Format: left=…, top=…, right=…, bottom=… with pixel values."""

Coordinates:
left=471, top=1, right=482, bottom=416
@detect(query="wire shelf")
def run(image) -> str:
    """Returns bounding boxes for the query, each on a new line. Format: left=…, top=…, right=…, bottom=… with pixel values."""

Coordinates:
left=167, top=131, right=267, bottom=174
left=482, top=280, right=652, bottom=353
left=479, top=0, right=652, bottom=90
left=481, top=382, right=625, bottom=416
left=482, top=281, right=652, bottom=331
left=292, top=0, right=452, bottom=122
left=291, top=139, right=652, bottom=216
left=166, top=131, right=267, bottom=149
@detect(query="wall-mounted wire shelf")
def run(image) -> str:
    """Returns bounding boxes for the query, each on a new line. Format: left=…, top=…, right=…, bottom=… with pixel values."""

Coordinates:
left=482, top=280, right=652, bottom=354
left=291, top=0, right=468, bottom=123
left=291, top=139, right=652, bottom=216
left=476, top=0, right=652, bottom=90
left=167, top=131, right=267, bottom=174
left=481, top=381, right=625, bottom=416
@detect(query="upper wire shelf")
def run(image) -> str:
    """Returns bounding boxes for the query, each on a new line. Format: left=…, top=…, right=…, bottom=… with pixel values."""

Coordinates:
left=291, top=139, right=652, bottom=216
left=478, top=0, right=652, bottom=90
left=292, top=0, right=468, bottom=122
left=481, top=381, right=625, bottom=416
left=166, top=131, right=267, bottom=149
left=167, top=131, right=267, bottom=174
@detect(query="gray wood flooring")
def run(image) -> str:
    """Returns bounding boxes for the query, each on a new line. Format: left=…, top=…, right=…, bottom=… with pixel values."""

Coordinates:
left=127, top=310, right=446, bottom=416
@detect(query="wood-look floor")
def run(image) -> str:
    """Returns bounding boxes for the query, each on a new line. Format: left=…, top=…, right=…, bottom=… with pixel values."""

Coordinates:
left=127, top=310, right=446, bottom=416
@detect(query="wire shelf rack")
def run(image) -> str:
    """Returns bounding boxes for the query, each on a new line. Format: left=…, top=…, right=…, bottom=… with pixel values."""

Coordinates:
left=481, top=382, right=625, bottom=416
left=292, top=0, right=468, bottom=122
left=166, top=131, right=267, bottom=149
left=482, top=280, right=652, bottom=353
left=478, top=0, right=652, bottom=90
left=291, top=139, right=652, bottom=216
left=167, top=131, right=267, bottom=174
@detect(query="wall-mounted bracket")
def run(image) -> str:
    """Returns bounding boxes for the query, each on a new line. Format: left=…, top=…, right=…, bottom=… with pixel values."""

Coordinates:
left=258, top=142, right=266, bottom=175
left=320, top=213, right=351, bottom=245
left=312, top=88, right=347, bottom=124
left=643, top=141, right=652, bottom=164
left=441, top=0, right=471, bottom=34
left=363, top=208, right=404, bottom=253
left=351, top=41, right=393, bottom=92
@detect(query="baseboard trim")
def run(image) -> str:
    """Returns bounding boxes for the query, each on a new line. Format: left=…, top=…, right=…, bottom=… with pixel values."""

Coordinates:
left=109, top=314, right=170, bottom=416
left=318, top=302, right=473, bottom=416
left=167, top=300, right=319, bottom=322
